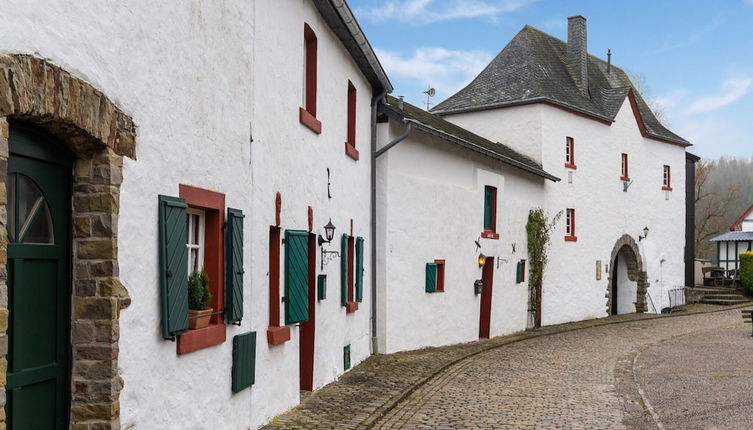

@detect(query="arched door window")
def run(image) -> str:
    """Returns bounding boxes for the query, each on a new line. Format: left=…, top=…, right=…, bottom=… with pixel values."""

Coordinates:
left=6, top=173, right=54, bottom=244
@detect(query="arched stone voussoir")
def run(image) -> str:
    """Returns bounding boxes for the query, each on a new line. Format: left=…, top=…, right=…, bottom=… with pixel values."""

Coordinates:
left=0, top=54, right=136, bottom=159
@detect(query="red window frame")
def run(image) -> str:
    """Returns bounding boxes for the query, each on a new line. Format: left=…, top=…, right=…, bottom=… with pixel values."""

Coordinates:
left=565, top=208, right=577, bottom=242
left=481, top=185, right=499, bottom=239
left=564, top=136, right=576, bottom=169
left=434, top=259, right=445, bottom=292
left=267, top=226, right=291, bottom=345
left=345, top=81, right=359, bottom=160
left=520, top=259, right=526, bottom=283
left=299, top=23, right=321, bottom=134
left=620, top=153, right=630, bottom=181
left=177, top=184, right=227, bottom=354
left=662, top=165, right=672, bottom=191
left=345, top=236, right=358, bottom=312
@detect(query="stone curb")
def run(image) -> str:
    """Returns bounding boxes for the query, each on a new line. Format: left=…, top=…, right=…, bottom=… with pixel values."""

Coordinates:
left=357, top=301, right=753, bottom=428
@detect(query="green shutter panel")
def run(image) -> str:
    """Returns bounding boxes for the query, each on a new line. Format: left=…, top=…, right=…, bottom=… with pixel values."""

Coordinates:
left=425, top=263, right=437, bottom=293
left=231, top=331, right=256, bottom=393
left=226, top=208, right=245, bottom=325
left=484, top=187, right=493, bottom=230
left=158, top=195, right=189, bottom=340
left=516, top=261, right=522, bottom=284
left=317, top=274, right=327, bottom=301
left=284, top=230, right=309, bottom=325
left=341, top=234, right=349, bottom=307
left=355, top=237, right=364, bottom=302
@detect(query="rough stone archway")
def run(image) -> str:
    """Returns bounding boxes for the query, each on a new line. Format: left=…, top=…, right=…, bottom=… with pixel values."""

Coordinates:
left=606, top=234, right=649, bottom=315
left=0, top=54, right=136, bottom=429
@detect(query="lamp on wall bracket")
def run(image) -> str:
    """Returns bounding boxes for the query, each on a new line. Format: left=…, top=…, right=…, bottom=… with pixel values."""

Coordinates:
left=638, top=226, right=649, bottom=241
left=319, top=218, right=340, bottom=270
left=478, top=253, right=487, bottom=268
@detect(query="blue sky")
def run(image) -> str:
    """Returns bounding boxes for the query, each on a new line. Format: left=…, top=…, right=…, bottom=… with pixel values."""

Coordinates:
left=352, top=0, right=753, bottom=159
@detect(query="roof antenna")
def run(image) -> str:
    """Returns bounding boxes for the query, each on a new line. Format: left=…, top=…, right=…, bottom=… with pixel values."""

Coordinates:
left=422, top=85, right=435, bottom=110
left=607, top=49, right=612, bottom=74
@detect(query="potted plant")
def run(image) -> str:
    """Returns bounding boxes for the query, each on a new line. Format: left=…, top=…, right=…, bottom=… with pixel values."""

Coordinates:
left=188, top=270, right=213, bottom=329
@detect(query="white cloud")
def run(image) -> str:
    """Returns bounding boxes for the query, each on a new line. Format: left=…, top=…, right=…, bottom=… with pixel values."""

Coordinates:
left=683, top=77, right=752, bottom=115
left=376, top=47, right=493, bottom=102
left=355, top=0, right=537, bottom=24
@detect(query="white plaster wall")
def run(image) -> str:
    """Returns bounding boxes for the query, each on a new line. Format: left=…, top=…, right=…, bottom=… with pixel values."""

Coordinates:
left=440, top=104, right=544, bottom=163
left=742, top=217, right=753, bottom=232
left=0, top=1, right=374, bottom=429
left=444, top=98, right=687, bottom=322
left=376, top=120, right=545, bottom=354
left=616, top=254, right=637, bottom=314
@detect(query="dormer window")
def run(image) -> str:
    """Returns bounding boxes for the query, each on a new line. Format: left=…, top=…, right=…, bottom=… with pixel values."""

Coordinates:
left=564, top=136, right=576, bottom=169
left=299, top=23, right=321, bottom=134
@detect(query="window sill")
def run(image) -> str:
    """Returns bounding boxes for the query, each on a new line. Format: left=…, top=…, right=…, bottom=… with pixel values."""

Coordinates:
left=345, top=142, right=359, bottom=161
left=177, top=323, right=227, bottom=354
left=345, top=301, right=359, bottom=313
left=620, top=176, right=630, bottom=182
left=429, top=290, right=445, bottom=293
left=481, top=231, right=499, bottom=240
left=267, top=325, right=291, bottom=346
left=564, top=235, right=578, bottom=242
left=299, top=107, right=322, bottom=134
left=662, top=186, right=673, bottom=191
left=564, top=163, right=577, bottom=170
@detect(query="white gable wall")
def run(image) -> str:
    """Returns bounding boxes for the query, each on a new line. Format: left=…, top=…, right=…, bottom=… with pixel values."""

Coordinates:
left=376, top=119, right=546, bottom=354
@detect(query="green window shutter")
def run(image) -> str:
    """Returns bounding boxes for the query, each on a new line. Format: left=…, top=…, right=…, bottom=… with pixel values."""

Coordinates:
left=158, top=195, right=189, bottom=340
left=231, top=331, right=256, bottom=393
left=516, top=261, right=522, bottom=284
left=355, top=237, right=364, bottom=302
left=484, top=186, right=493, bottom=230
left=226, top=208, right=245, bottom=325
left=284, top=230, right=309, bottom=325
left=425, top=263, right=437, bottom=293
left=317, top=274, right=327, bottom=301
left=341, top=234, right=349, bottom=306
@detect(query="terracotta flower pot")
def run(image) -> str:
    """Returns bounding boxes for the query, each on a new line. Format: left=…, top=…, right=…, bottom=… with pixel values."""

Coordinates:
left=188, top=308, right=213, bottom=330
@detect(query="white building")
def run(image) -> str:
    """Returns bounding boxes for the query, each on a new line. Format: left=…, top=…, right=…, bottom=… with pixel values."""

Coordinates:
left=431, top=16, right=691, bottom=320
left=0, top=1, right=390, bottom=429
left=710, top=203, right=753, bottom=270
left=375, top=95, right=558, bottom=353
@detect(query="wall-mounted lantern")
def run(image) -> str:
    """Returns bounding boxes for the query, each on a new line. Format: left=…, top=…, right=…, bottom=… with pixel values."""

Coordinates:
left=319, top=218, right=340, bottom=270
left=478, top=253, right=487, bottom=268
left=638, top=226, right=649, bottom=241
left=474, top=279, right=484, bottom=295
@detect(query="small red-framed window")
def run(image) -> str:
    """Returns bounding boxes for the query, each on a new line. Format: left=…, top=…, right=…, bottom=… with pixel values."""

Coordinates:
left=267, top=226, right=291, bottom=345
left=620, top=153, right=630, bottom=181
left=520, top=259, right=526, bottom=283
left=434, top=259, right=445, bottom=292
left=662, top=165, right=672, bottom=191
left=345, top=81, right=359, bottom=160
left=299, top=23, right=321, bottom=134
left=177, top=184, right=227, bottom=354
left=564, top=137, right=576, bottom=169
left=345, top=236, right=358, bottom=313
left=482, top=185, right=499, bottom=239
left=565, top=208, right=577, bottom=242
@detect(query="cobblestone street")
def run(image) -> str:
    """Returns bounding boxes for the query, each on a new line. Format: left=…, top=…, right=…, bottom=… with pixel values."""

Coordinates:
left=265, top=305, right=753, bottom=429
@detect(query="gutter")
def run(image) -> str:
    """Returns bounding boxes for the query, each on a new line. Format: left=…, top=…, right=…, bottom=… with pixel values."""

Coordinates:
left=370, top=104, right=413, bottom=354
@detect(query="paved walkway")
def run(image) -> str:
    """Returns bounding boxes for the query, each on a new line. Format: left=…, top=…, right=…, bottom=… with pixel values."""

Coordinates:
left=263, top=304, right=753, bottom=429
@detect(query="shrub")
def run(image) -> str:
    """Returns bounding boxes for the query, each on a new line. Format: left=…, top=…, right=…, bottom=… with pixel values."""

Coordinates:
left=188, top=270, right=212, bottom=310
left=740, top=252, right=753, bottom=295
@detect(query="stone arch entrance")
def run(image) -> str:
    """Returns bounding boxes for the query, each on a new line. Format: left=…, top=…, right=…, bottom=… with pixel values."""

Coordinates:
left=606, top=234, right=649, bottom=315
left=0, top=54, right=136, bottom=429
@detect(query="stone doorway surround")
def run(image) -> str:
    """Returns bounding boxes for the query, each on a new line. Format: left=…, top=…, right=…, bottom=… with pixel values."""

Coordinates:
left=0, top=54, right=136, bottom=429
left=606, top=234, right=648, bottom=315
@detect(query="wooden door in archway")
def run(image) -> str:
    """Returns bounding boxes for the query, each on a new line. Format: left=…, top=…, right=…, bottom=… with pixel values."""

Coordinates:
left=5, top=125, right=72, bottom=429
left=479, top=257, right=495, bottom=338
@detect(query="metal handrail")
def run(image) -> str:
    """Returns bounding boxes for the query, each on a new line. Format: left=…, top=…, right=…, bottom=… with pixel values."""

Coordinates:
left=646, top=291, right=658, bottom=314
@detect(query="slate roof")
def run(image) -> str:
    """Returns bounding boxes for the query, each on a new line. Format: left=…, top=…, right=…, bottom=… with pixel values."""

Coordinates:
left=710, top=231, right=753, bottom=242
left=379, top=95, right=559, bottom=182
left=431, top=25, right=690, bottom=147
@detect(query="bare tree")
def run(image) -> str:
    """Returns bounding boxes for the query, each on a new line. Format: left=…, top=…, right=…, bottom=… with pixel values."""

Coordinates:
left=627, top=72, right=669, bottom=126
left=695, top=159, right=740, bottom=258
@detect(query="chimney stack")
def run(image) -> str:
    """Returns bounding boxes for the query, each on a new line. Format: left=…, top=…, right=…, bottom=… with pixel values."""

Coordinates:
left=567, top=15, right=588, bottom=96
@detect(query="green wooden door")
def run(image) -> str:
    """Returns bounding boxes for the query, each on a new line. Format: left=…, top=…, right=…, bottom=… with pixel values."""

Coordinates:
left=5, top=125, right=72, bottom=429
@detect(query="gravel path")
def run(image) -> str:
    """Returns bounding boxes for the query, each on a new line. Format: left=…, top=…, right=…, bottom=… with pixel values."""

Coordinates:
left=373, top=307, right=753, bottom=429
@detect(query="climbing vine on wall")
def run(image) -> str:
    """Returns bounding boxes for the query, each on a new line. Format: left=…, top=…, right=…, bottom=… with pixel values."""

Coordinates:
left=526, top=208, right=562, bottom=314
